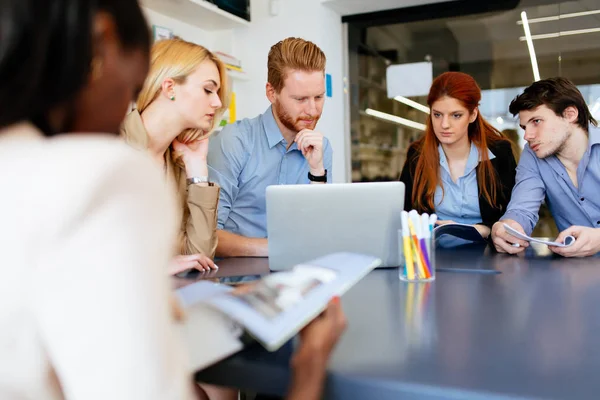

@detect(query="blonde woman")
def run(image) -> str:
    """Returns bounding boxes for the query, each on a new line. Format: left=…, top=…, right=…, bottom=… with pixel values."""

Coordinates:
left=121, top=39, right=229, bottom=275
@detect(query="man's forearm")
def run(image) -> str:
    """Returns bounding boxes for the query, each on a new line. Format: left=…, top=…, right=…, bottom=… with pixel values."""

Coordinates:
left=215, top=229, right=268, bottom=257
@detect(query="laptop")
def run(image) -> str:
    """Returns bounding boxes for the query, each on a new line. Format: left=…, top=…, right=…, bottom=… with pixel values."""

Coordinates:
left=266, top=182, right=404, bottom=271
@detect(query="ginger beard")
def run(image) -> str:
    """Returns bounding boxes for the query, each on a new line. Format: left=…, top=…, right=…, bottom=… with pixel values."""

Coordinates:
left=273, top=99, right=321, bottom=133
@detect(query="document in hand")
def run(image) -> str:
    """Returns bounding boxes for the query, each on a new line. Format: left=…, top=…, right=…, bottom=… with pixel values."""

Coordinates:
left=434, top=222, right=486, bottom=243
left=177, top=252, right=381, bottom=352
left=503, top=223, right=576, bottom=247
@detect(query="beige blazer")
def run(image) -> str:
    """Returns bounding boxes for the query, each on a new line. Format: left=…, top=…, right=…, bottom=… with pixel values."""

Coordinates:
left=0, top=123, right=194, bottom=399
left=120, top=110, right=219, bottom=258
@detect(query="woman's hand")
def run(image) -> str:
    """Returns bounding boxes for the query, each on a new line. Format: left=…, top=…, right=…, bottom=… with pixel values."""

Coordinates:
left=435, top=219, right=456, bottom=226
left=172, top=137, right=209, bottom=178
left=168, top=254, right=218, bottom=275
left=287, top=298, right=347, bottom=400
left=474, top=224, right=491, bottom=239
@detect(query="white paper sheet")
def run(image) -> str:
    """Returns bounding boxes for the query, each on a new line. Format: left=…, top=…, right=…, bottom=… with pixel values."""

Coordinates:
left=503, top=224, right=575, bottom=247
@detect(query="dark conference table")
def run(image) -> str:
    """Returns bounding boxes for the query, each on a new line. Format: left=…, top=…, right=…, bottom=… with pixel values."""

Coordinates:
left=179, top=243, right=600, bottom=399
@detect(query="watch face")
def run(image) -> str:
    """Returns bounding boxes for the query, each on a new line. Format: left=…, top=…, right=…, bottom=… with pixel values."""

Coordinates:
left=187, top=176, right=211, bottom=185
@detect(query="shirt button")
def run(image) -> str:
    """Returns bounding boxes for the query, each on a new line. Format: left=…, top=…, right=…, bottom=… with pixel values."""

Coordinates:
left=580, top=197, right=585, bottom=201
left=597, top=221, right=600, bottom=225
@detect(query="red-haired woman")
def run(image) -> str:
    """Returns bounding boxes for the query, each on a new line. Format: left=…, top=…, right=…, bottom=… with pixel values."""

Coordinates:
left=400, top=72, right=517, bottom=239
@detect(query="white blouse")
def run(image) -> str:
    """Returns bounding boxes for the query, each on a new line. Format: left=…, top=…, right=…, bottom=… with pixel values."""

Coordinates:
left=0, top=123, right=194, bottom=399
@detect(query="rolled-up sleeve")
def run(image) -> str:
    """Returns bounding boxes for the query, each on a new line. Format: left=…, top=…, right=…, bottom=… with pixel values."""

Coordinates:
left=501, top=146, right=546, bottom=235
left=183, top=184, right=220, bottom=257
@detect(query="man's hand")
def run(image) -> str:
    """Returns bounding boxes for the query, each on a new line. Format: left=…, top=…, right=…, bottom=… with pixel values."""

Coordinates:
left=549, top=226, right=600, bottom=257
left=491, top=219, right=529, bottom=254
left=295, top=129, right=325, bottom=176
left=172, top=136, right=210, bottom=179
left=168, top=254, right=218, bottom=275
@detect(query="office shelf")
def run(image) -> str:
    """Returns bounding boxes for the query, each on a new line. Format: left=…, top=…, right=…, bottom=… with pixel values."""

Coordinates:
left=142, top=0, right=250, bottom=30
left=227, top=69, right=250, bottom=81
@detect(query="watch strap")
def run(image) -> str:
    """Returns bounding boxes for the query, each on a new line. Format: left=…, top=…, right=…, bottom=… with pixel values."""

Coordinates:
left=308, top=169, right=327, bottom=183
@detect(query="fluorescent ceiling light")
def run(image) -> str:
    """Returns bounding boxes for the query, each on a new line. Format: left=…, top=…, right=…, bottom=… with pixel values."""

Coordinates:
left=519, top=27, right=600, bottom=41
left=393, top=96, right=430, bottom=114
left=517, top=9, right=600, bottom=24
left=520, top=11, right=540, bottom=82
left=364, top=108, right=426, bottom=131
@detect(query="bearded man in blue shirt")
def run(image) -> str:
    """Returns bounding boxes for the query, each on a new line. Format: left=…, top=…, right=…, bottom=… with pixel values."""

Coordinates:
left=208, top=37, right=333, bottom=257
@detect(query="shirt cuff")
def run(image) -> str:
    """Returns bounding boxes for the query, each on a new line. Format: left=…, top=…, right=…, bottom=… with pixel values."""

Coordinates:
left=187, top=184, right=220, bottom=208
left=501, top=210, right=535, bottom=236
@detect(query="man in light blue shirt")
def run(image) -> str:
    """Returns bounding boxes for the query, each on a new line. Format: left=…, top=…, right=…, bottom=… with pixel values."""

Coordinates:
left=492, top=77, right=600, bottom=257
left=208, top=38, right=333, bottom=257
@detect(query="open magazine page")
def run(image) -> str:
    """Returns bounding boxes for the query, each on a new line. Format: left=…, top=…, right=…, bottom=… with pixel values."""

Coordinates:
left=178, top=252, right=380, bottom=351
left=434, top=223, right=486, bottom=247
left=175, top=284, right=244, bottom=371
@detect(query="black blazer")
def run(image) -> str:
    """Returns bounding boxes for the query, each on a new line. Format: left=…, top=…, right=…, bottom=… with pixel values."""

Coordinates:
left=399, top=140, right=517, bottom=229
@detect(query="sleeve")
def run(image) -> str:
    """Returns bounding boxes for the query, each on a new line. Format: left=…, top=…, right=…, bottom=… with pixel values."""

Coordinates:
left=500, top=145, right=546, bottom=235
left=207, top=125, right=249, bottom=230
left=400, top=146, right=417, bottom=212
left=33, top=153, right=195, bottom=400
left=182, top=184, right=220, bottom=257
left=323, top=137, right=333, bottom=183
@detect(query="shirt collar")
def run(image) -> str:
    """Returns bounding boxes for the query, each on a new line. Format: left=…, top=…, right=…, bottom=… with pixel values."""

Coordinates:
left=588, top=124, right=600, bottom=147
left=262, top=105, right=285, bottom=149
left=438, top=141, right=496, bottom=175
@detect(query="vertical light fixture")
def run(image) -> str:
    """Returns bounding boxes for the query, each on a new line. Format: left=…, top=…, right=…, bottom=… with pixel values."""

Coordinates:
left=521, top=11, right=541, bottom=81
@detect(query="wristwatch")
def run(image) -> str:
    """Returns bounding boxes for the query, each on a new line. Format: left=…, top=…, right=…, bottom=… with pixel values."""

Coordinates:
left=308, top=169, right=327, bottom=183
left=186, top=176, right=214, bottom=186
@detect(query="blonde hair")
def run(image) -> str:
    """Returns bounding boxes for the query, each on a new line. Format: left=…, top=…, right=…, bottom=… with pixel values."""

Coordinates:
left=267, top=37, right=326, bottom=93
left=136, top=38, right=229, bottom=143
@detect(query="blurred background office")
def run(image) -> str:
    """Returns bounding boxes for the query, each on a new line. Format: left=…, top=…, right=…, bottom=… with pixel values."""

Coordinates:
left=341, top=0, right=600, bottom=236
left=141, top=0, right=600, bottom=237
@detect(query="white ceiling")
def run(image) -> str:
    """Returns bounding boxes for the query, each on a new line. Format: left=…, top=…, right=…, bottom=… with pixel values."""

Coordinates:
left=321, top=0, right=458, bottom=16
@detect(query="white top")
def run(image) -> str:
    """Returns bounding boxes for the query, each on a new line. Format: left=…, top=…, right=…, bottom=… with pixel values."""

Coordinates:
left=0, top=123, right=194, bottom=399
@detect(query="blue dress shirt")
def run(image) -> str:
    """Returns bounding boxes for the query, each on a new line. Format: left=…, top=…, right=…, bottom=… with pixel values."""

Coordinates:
left=502, top=124, right=600, bottom=235
left=434, top=142, right=495, bottom=224
left=207, top=106, right=333, bottom=238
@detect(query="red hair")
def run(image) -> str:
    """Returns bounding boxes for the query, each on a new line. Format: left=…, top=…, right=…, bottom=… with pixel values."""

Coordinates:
left=412, top=72, right=508, bottom=212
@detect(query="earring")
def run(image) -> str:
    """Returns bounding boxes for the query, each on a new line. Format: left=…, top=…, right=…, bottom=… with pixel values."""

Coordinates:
left=91, top=58, right=103, bottom=81
left=170, top=95, right=175, bottom=101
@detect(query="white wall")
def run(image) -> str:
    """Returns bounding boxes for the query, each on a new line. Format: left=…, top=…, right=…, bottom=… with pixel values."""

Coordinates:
left=229, top=0, right=347, bottom=182
left=141, top=1, right=348, bottom=182
left=141, top=7, right=211, bottom=47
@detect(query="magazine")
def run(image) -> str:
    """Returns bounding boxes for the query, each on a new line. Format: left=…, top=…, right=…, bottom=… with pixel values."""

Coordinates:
left=434, top=222, right=486, bottom=243
left=503, top=223, right=576, bottom=247
left=176, top=252, right=381, bottom=353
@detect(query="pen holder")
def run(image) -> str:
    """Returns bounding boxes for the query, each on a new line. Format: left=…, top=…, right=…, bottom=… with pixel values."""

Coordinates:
left=398, top=228, right=436, bottom=282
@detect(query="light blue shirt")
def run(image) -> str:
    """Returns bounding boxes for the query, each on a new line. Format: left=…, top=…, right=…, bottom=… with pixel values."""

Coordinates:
left=434, top=142, right=495, bottom=224
left=502, top=124, right=600, bottom=235
left=207, top=106, right=333, bottom=238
